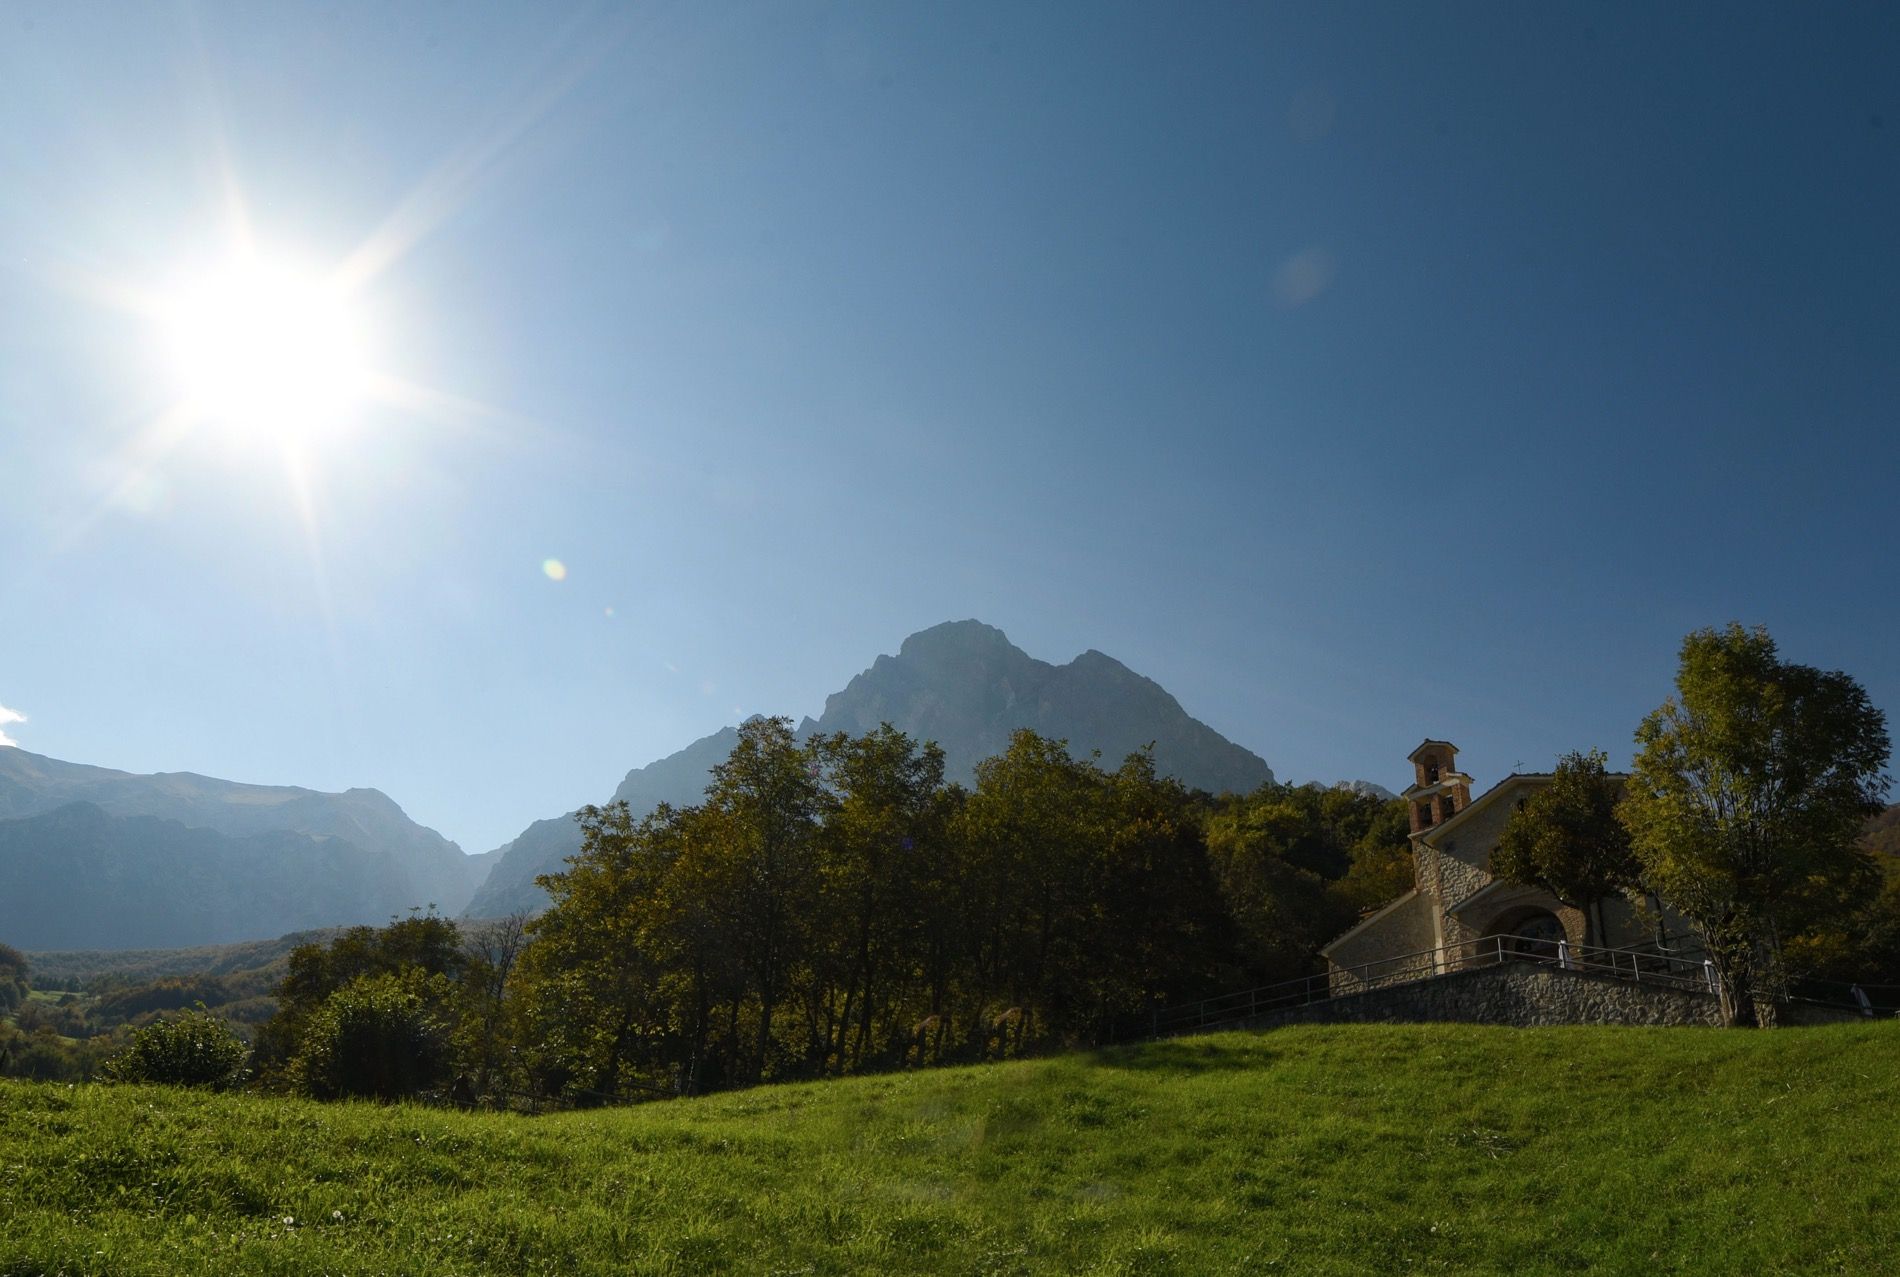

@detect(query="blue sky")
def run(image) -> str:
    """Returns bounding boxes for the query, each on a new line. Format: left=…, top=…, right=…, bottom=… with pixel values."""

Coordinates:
left=1, top=3, right=1894, bottom=853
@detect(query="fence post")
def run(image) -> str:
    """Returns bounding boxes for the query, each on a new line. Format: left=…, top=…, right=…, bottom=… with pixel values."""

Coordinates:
left=1557, top=939, right=1572, bottom=971
left=1853, top=985, right=1874, bottom=1017
left=1703, top=959, right=1719, bottom=996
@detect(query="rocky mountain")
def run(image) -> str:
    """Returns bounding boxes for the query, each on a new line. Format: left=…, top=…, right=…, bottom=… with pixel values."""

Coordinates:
left=466, top=621, right=1274, bottom=918
left=0, top=748, right=486, bottom=949
left=1334, top=780, right=1399, bottom=802
left=465, top=726, right=741, bottom=919
left=799, top=621, right=1273, bottom=794
left=0, top=804, right=426, bottom=950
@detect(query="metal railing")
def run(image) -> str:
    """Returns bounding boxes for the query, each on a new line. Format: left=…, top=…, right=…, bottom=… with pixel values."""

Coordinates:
left=1147, top=933, right=1721, bottom=1037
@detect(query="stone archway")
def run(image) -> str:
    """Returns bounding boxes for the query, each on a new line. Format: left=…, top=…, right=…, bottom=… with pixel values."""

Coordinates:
left=1493, top=907, right=1567, bottom=961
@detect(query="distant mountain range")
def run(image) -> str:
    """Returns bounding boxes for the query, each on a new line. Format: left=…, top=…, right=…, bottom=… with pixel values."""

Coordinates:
left=0, top=749, right=484, bottom=950
left=2, top=620, right=1303, bottom=948
left=466, top=620, right=1276, bottom=917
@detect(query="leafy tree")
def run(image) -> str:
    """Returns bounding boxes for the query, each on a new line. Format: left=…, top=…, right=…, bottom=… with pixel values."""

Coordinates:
left=515, top=802, right=683, bottom=1100
left=1492, top=749, right=1640, bottom=922
left=454, top=913, right=529, bottom=1099
left=802, top=726, right=947, bottom=1073
left=289, top=970, right=451, bottom=1100
left=0, top=942, right=28, bottom=1016
left=1202, top=782, right=1412, bottom=981
left=955, top=731, right=1102, bottom=1043
left=1621, top=624, right=1891, bottom=1026
left=1328, top=799, right=1415, bottom=915
left=1202, top=790, right=1339, bottom=982
left=254, top=912, right=462, bottom=1080
left=1087, top=751, right=1240, bottom=1029
left=105, top=1010, right=248, bottom=1088
left=700, top=717, right=829, bottom=1082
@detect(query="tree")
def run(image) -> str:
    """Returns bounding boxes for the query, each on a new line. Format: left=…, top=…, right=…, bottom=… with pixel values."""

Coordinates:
left=514, top=802, right=682, bottom=1101
left=252, top=912, right=467, bottom=1094
left=1492, top=749, right=1640, bottom=927
left=1202, top=782, right=1412, bottom=981
left=700, top=717, right=830, bottom=1082
left=455, top=912, right=529, bottom=1098
left=0, top=942, right=27, bottom=1016
left=288, top=970, right=452, bottom=1100
left=255, top=912, right=466, bottom=1087
left=802, top=726, right=946, bottom=1073
left=106, top=1010, right=248, bottom=1089
left=1621, top=625, right=1891, bottom=1026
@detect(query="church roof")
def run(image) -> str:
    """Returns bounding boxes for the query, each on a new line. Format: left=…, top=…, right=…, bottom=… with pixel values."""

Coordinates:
left=1414, top=772, right=1551, bottom=843
left=1407, top=739, right=1458, bottom=763
left=1414, top=770, right=1630, bottom=845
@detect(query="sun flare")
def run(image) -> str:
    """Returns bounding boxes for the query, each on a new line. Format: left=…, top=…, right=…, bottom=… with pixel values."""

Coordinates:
left=158, top=253, right=370, bottom=443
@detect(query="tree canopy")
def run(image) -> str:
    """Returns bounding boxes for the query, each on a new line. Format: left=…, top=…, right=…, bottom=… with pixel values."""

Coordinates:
left=1622, top=624, right=1891, bottom=1026
left=1491, top=749, right=1640, bottom=915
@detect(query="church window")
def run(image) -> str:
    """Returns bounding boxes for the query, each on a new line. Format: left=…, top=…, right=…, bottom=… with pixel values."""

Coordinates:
left=1439, top=795, right=1456, bottom=822
left=1416, top=800, right=1435, bottom=827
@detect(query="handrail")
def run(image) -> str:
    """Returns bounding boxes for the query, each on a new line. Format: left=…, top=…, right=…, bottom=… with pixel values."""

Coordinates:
left=1145, top=932, right=1746, bottom=1036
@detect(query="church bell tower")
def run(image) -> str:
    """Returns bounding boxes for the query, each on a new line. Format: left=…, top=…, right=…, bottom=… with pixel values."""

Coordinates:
left=1403, top=740, right=1472, bottom=836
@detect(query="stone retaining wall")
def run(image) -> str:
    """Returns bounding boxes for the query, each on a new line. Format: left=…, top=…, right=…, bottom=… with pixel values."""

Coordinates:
left=1224, top=961, right=1861, bottom=1032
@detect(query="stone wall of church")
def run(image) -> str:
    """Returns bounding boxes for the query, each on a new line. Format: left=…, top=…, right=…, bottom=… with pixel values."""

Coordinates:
left=1229, top=962, right=1863, bottom=1031
left=1325, top=891, right=1438, bottom=992
left=1431, top=796, right=1516, bottom=890
left=1415, top=845, right=1489, bottom=917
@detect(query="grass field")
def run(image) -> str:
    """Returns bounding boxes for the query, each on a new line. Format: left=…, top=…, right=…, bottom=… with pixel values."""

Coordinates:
left=4, top=1021, right=1898, bottom=1276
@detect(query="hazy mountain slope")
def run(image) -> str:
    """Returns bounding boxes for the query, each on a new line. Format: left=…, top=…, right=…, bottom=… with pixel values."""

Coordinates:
left=466, top=622, right=1272, bottom=918
left=464, top=727, right=739, bottom=919
left=0, top=803, right=424, bottom=950
left=0, top=748, right=483, bottom=915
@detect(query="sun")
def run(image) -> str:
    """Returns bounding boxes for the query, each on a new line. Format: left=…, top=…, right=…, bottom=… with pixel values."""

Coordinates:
left=157, top=252, right=370, bottom=444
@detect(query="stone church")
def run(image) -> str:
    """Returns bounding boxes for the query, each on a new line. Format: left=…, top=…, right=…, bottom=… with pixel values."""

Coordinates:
left=1320, top=740, right=1668, bottom=991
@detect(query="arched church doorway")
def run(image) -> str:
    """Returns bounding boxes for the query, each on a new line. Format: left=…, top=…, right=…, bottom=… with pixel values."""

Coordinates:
left=1493, top=907, right=1567, bottom=961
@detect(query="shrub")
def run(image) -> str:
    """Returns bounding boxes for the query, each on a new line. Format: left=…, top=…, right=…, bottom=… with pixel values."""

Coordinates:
left=105, top=1010, right=248, bottom=1088
left=289, top=971, right=450, bottom=1101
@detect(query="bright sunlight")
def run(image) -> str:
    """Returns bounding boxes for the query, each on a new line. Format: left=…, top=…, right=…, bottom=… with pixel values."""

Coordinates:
left=157, top=252, right=370, bottom=444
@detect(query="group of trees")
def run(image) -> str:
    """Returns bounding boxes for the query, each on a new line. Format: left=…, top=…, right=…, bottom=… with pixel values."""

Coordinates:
left=185, top=722, right=1402, bottom=1104
left=508, top=721, right=1404, bottom=1100
left=1495, top=625, right=1892, bottom=1027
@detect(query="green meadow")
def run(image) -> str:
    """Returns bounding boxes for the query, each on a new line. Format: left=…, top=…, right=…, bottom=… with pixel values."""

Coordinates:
left=4, top=1021, right=1897, bottom=1276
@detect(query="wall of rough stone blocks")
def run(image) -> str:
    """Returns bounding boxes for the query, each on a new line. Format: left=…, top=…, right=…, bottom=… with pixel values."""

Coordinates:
left=1229, top=962, right=1863, bottom=1032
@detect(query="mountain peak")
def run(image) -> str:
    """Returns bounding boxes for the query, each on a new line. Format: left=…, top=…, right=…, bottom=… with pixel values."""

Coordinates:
left=897, top=618, right=1017, bottom=657
left=814, top=621, right=1270, bottom=793
left=466, top=622, right=1275, bottom=917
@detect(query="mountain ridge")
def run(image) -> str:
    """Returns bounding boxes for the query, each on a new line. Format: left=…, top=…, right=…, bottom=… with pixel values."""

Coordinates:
left=0, top=802, right=425, bottom=949
left=0, top=747, right=486, bottom=946
left=465, top=620, right=1274, bottom=918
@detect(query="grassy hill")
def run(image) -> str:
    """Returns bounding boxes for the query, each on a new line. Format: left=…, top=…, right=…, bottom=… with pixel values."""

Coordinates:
left=4, top=1021, right=1899, bottom=1275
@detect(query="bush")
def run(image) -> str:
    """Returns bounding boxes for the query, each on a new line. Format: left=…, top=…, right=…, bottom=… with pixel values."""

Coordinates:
left=289, top=971, right=450, bottom=1101
left=105, top=1010, right=248, bottom=1088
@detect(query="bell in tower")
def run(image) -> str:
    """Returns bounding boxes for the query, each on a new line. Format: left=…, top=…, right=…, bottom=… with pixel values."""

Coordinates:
left=1402, top=740, right=1473, bottom=835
